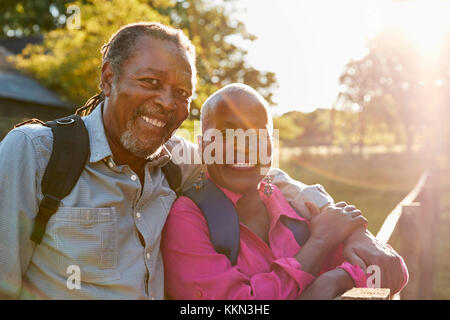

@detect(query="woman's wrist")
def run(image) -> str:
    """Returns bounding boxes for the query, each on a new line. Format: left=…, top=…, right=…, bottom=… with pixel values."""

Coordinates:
left=295, top=237, right=334, bottom=276
left=334, top=269, right=355, bottom=292
left=323, top=269, right=355, bottom=297
left=297, top=268, right=355, bottom=300
left=308, top=234, right=336, bottom=252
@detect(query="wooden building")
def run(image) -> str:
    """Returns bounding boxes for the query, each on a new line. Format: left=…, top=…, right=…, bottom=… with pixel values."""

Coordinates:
left=0, top=39, right=75, bottom=140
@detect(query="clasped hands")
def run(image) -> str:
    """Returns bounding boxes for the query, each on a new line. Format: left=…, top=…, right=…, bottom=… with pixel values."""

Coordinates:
left=306, top=201, right=405, bottom=294
left=240, top=187, right=405, bottom=295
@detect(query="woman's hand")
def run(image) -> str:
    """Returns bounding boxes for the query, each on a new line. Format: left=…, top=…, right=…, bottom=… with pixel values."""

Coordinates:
left=306, top=201, right=368, bottom=251
left=294, top=202, right=367, bottom=276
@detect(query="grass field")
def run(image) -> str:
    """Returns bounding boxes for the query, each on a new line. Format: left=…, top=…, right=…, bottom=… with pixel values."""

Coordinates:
left=279, top=150, right=450, bottom=299
left=279, top=151, right=425, bottom=233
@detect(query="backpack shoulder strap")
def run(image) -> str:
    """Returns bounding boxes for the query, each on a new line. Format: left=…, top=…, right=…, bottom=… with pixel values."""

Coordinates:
left=161, top=160, right=182, bottom=196
left=183, top=180, right=241, bottom=265
left=161, top=161, right=239, bottom=264
left=161, top=163, right=310, bottom=264
left=30, top=114, right=90, bottom=244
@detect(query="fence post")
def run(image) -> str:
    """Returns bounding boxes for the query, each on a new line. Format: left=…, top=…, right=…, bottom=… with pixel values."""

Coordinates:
left=417, top=172, right=439, bottom=300
left=395, top=203, right=422, bottom=299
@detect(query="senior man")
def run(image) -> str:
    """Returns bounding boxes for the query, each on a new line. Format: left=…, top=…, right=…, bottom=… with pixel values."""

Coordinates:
left=0, top=22, right=405, bottom=299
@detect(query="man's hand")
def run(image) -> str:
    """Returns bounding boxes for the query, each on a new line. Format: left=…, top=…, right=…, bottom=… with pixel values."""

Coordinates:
left=343, top=226, right=406, bottom=293
left=321, top=201, right=406, bottom=293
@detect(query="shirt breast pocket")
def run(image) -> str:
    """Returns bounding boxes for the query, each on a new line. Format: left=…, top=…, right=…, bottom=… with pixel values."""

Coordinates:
left=46, top=207, right=121, bottom=283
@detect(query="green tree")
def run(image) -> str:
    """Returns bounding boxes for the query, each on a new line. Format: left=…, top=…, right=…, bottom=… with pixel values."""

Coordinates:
left=338, top=27, right=449, bottom=154
left=0, top=0, right=72, bottom=37
left=273, top=114, right=304, bottom=145
left=8, top=0, right=278, bottom=133
left=153, top=0, right=277, bottom=108
left=12, top=0, right=170, bottom=106
left=273, top=109, right=333, bottom=147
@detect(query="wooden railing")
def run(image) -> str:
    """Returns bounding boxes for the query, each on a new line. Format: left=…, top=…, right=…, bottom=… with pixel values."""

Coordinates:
left=375, top=173, right=427, bottom=244
left=337, top=170, right=441, bottom=300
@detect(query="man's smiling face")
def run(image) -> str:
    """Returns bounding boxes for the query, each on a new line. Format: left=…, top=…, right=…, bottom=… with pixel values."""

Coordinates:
left=103, top=35, right=194, bottom=159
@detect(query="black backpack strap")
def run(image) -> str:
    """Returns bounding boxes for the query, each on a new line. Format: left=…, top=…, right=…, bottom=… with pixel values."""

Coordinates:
left=184, top=180, right=241, bottom=265
left=160, top=161, right=240, bottom=264
left=161, top=160, right=183, bottom=196
left=30, top=114, right=90, bottom=244
left=181, top=181, right=311, bottom=265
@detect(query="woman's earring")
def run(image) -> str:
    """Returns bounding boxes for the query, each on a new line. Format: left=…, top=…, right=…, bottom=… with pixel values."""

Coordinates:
left=262, top=175, right=273, bottom=196
left=194, top=167, right=205, bottom=190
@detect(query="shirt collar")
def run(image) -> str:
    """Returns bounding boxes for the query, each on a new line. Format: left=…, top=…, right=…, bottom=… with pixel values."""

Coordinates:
left=205, top=171, right=303, bottom=223
left=83, top=102, right=113, bottom=163
left=147, top=144, right=172, bottom=168
left=82, top=102, right=172, bottom=167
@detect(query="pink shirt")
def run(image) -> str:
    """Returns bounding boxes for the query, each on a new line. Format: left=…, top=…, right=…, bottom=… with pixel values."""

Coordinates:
left=161, top=179, right=376, bottom=300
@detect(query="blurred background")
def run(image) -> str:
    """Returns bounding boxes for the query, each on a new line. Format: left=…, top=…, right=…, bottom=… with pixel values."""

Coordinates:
left=0, top=0, right=448, bottom=299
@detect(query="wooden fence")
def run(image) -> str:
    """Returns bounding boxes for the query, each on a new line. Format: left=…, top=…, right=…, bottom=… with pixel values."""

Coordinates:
left=338, top=167, right=446, bottom=300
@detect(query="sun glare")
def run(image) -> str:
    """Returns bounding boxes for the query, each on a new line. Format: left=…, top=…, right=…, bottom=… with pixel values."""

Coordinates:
left=381, top=0, right=450, bottom=55
left=231, top=0, right=448, bottom=113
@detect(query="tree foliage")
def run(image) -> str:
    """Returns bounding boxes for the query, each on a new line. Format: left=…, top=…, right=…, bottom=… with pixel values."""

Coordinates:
left=153, top=0, right=277, bottom=108
left=12, top=0, right=169, bottom=106
left=274, top=109, right=334, bottom=147
left=337, top=27, right=449, bottom=153
left=0, top=0, right=71, bottom=37
left=6, top=0, right=278, bottom=123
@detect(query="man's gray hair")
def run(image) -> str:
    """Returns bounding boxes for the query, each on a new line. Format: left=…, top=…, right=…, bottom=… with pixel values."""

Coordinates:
left=77, top=22, right=197, bottom=116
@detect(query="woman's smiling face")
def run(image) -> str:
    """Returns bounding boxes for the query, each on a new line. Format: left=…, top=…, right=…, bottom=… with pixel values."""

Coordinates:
left=201, top=88, right=273, bottom=194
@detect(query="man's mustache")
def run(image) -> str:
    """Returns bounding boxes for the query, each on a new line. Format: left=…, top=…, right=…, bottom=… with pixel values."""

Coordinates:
left=132, top=105, right=176, bottom=127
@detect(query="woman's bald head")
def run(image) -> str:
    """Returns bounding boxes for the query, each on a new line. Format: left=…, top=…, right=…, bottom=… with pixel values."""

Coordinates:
left=199, top=84, right=274, bottom=194
left=201, top=83, right=273, bottom=134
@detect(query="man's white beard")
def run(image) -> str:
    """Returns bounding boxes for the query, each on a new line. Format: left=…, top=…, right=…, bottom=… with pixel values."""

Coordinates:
left=120, top=122, right=164, bottom=160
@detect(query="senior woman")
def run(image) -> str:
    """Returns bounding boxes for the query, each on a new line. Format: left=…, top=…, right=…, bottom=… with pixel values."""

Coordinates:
left=161, top=83, right=407, bottom=300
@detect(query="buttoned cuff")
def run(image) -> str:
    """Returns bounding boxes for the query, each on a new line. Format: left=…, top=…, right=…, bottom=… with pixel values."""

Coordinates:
left=337, top=261, right=368, bottom=288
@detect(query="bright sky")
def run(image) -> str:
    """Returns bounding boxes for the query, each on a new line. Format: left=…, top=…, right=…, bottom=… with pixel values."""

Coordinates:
left=228, top=0, right=449, bottom=115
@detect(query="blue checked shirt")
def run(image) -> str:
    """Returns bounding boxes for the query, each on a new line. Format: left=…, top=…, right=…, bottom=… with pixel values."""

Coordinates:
left=0, top=104, right=333, bottom=299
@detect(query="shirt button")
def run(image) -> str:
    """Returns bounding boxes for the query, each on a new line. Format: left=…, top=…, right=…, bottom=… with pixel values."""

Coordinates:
left=108, top=161, right=114, bottom=168
left=146, top=253, right=150, bottom=259
left=136, top=212, right=141, bottom=219
left=131, top=175, right=137, bottom=181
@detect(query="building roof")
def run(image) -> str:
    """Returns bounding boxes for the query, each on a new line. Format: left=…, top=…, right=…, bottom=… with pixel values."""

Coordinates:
left=0, top=35, right=44, bottom=55
left=0, top=42, right=73, bottom=109
left=0, top=70, right=73, bottom=108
